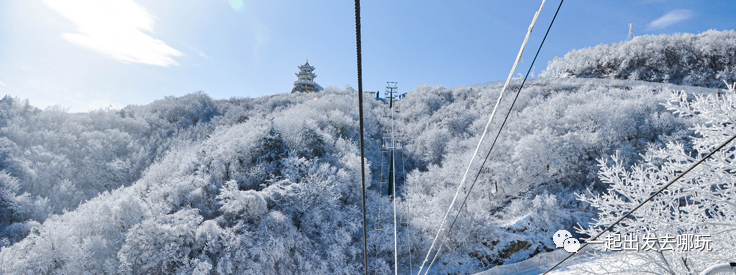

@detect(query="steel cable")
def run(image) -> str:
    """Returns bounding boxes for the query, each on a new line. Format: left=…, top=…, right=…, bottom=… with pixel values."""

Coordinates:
left=354, top=0, right=369, bottom=274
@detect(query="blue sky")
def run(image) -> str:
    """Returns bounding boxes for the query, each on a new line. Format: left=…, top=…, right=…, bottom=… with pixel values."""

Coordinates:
left=0, top=0, right=734, bottom=112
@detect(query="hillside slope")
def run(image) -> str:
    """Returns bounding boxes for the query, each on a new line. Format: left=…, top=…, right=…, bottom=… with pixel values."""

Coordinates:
left=543, top=30, right=736, bottom=89
left=0, top=79, right=716, bottom=274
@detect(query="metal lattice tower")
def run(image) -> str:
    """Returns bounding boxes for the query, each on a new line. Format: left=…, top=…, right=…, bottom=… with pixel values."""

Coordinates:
left=378, top=81, right=403, bottom=275
left=387, top=81, right=399, bottom=275
left=626, top=23, right=634, bottom=41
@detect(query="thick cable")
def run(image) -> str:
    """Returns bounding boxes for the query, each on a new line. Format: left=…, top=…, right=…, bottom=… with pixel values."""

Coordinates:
left=416, top=0, right=548, bottom=273
left=543, top=133, right=736, bottom=274
left=354, top=0, right=369, bottom=274
left=424, top=1, right=564, bottom=272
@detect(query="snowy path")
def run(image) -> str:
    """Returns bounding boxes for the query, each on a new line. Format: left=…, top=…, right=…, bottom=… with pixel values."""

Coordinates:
left=474, top=249, right=610, bottom=275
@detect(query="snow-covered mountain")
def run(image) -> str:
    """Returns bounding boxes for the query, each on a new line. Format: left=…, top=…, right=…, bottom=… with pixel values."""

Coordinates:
left=543, top=29, right=736, bottom=89
left=0, top=31, right=733, bottom=274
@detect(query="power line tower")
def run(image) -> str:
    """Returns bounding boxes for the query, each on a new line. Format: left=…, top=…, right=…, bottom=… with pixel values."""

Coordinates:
left=376, top=81, right=403, bottom=275
left=383, top=82, right=399, bottom=201
left=375, top=81, right=414, bottom=274
left=386, top=81, right=400, bottom=275
left=626, top=23, right=634, bottom=41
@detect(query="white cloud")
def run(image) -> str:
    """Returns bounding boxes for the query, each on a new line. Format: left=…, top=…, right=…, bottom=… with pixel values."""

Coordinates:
left=0, top=81, right=6, bottom=87
left=648, top=10, right=693, bottom=29
left=44, top=0, right=182, bottom=66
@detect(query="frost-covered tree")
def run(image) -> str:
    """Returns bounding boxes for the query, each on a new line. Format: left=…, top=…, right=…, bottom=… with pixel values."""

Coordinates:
left=391, top=78, right=698, bottom=274
left=0, top=79, right=710, bottom=274
left=0, top=88, right=373, bottom=274
left=577, top=81, right=736, bottom=274
left=543, top=30, right=736, bottom=89
left=0, top=93, right=220, bottom=244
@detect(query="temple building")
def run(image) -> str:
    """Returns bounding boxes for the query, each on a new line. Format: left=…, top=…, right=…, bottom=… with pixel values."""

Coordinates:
left=291, top=60, right=323, bottom=93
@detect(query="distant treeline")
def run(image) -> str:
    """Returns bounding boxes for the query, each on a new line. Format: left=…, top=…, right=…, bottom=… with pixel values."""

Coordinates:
left=543, top=30, right=736, bottom=88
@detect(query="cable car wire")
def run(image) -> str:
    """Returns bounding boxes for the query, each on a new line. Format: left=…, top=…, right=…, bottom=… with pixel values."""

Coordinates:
left=423, top=1, right=564, bottom=272
left=401, top=145, right=413, bottom=274
left=354, top=0, right=369, bottom=274
left=416, top=0, right=555, bottom=273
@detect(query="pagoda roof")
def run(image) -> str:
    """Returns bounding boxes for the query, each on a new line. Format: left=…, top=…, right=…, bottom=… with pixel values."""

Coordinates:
left=298, top=60, right=315, bottom=70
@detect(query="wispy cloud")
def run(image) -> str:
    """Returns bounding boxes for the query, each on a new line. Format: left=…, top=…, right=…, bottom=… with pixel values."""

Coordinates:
left=648, top=10, right=693, bottom=29
left=44, top=0, right=182, bottom=66
left=0, top=81, right=6, bottom=87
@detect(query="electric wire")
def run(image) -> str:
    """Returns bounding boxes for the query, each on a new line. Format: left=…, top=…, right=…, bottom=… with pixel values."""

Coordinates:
left=354, top=0, right=369, bottom=274
left=392, top=96, right=398, bottom=275
left=374, top=230, right=379, bottom=275
left=376, top=153, right=384, bottom=227
left=423, top=1, right=564, bottom=272
left=402, top=144, right=413, bottom=275
left=417, top=0, right=551, bottom=273
left=393, top=156, right=398, bottom=275
left=543, top=133, right=736, bottom=274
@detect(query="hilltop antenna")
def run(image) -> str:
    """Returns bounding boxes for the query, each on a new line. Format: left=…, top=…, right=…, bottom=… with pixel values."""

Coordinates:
left=626, top=23, right=634, bottom=41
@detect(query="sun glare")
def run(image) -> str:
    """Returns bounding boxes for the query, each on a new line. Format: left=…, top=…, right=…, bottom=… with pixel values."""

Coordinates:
left=229, top=0, right=244, bottom=12
left=43, top=0, right=182, bottom=66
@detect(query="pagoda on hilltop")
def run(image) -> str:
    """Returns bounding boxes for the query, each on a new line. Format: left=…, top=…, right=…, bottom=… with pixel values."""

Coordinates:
left=292, top=60, right=323, bottom=93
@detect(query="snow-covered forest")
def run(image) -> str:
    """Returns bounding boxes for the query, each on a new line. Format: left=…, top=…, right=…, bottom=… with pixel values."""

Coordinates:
left=0, top=30, right=734, bottom=274
left=543, top=30, right=736, bottom=89
left=573, top=81, right=736, bottom=274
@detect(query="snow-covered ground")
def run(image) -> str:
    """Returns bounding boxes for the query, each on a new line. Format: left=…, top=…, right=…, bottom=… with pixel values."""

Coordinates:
left=474, top=249, right=566, bottom=275
left=476, top=249, right=644, bottom=275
